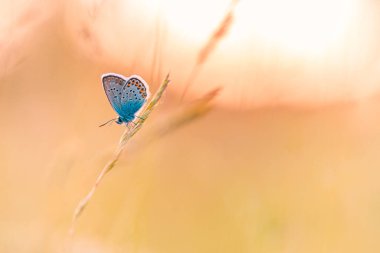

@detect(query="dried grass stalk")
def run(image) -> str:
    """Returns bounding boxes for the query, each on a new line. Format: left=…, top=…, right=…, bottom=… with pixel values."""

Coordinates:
left=69, top=74, right=170, bottom=235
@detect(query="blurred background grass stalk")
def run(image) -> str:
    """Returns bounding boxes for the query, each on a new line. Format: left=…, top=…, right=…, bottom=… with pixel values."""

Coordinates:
left=180, top=0, right=238, bottom=101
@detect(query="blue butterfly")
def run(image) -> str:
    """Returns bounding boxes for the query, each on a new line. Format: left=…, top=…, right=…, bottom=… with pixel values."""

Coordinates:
left=101, top=73, right=150, bottom=126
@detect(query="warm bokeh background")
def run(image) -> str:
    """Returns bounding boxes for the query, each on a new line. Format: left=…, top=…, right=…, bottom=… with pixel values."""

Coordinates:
left=1, top=0, right=380, bottom=252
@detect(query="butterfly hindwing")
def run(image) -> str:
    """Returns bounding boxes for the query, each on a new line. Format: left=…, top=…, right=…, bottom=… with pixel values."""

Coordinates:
left=120, top=75, right=150, bottom=117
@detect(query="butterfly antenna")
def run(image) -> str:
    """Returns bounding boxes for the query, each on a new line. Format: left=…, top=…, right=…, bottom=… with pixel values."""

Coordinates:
left=99, top=118, right=117, bottom=127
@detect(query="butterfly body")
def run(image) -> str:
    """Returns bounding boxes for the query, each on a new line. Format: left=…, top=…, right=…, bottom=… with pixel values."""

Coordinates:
left=102, top=73, right=149, bottom=125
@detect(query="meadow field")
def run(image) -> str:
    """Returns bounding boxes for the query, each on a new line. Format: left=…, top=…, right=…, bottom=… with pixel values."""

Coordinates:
left=1, top=0, right=380, bottom=252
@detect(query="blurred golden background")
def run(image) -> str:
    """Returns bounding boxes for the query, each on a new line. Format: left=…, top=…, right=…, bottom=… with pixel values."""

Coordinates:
left=1, top=0, right=380, bottom=252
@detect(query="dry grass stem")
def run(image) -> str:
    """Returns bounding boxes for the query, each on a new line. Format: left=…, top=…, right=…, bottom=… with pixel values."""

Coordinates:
left=69, top=74, right=170, bottom=236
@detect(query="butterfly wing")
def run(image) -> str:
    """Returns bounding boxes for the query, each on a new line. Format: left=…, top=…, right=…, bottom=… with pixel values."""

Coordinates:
left=120, top=75, right=150, bottom=118
left=102, top=73, right=128, bottom=118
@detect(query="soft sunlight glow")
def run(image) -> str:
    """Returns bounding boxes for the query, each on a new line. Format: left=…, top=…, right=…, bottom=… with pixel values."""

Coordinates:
left=117, top=0, right=374, bottom=107
left=233, top=0, right=357, bottom=56
left=145, top=0, right=357, bottom=57
left=144, top=0, right=231, bottom=42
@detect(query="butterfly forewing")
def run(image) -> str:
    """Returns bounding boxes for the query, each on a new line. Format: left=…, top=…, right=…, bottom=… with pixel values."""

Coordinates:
left=102, top=74, right=128, bottom=117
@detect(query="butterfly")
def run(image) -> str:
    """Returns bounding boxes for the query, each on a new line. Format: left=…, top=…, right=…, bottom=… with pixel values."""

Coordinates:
left=101, top=73, right=150, bottom=126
